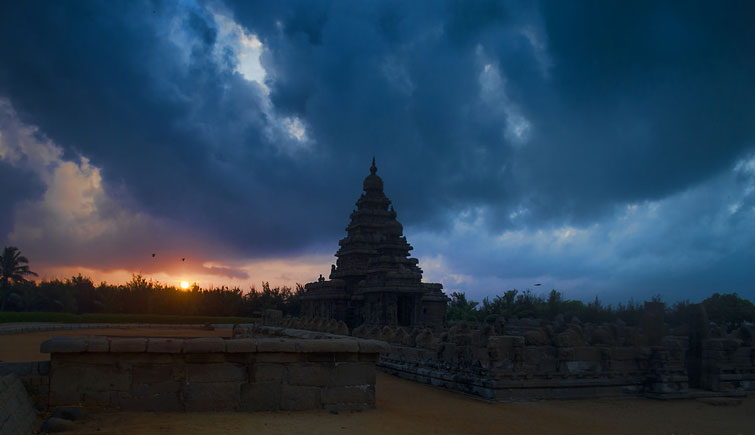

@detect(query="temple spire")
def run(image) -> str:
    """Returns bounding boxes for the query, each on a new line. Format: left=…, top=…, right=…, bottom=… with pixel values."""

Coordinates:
left=302, top=158, right=448, bottom=329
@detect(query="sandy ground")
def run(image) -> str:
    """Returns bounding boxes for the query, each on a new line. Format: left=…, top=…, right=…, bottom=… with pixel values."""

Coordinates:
left=2, top=327, right=753, bottom=435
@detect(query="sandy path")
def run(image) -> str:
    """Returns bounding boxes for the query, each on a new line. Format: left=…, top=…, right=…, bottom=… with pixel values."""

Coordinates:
left=1, top=328, right=752, bottom=434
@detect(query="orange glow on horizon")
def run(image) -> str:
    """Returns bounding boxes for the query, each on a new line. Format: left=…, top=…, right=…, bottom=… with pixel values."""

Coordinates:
left=180, top=281, right=190, bottom=289
left=33, top=254, right=335, bottom=291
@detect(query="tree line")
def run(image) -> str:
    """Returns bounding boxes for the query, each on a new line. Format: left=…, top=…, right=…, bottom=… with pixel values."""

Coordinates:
left=446, top=289, right=755, bottom=330
left=1, top=273, right=305, bottom=318
left=0, top=246, right=304, bottom=317
left=1, top=246, right=754, bottom=327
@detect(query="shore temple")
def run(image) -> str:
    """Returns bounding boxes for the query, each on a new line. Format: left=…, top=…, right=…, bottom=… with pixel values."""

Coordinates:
left=301, top=158, right=447, bottom=329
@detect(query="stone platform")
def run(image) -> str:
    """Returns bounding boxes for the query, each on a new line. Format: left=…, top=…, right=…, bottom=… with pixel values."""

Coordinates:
left=0, top=322, right=236, bottom=335
left=41, top=334, right=389, bottom=412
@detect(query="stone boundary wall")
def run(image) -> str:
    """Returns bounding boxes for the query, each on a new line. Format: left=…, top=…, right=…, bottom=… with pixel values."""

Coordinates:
left=0, top=322, right=238, bottom=336
left=0, top=361, right=50, bottom=409
left=701, top=338, right=755, bottom=392
left=275, top=316, right=350, bottom=335
left=348, top=320, right=755, bottom=401
left=234, top=323, right=351, bottom=340
left=0, top=374, right=38, bottom=434
left=42, top=335, right=389, bottom=412
left=376, top=336, right=678, bottom=400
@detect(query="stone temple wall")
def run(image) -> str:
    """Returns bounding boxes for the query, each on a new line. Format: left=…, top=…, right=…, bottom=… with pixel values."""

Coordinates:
left=701, top=337, right=755, bottom=392
left=41, top=334, right=389, bottom=412
left=345, top=318, right=755, bottom=400
left=250, top=318, right=754, bottom=400
left=0, top=360, right=50, bottom=409
left=275, top=314, right=351, bottom=335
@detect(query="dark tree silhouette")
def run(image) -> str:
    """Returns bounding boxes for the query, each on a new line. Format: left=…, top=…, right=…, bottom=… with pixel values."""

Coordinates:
left=446, top=292, right=480, bottom=321
left=0, top=246, right=38, bottom=310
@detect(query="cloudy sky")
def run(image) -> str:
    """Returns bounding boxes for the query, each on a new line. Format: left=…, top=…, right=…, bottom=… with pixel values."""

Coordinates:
left=1, top=0, right=753, bottom=303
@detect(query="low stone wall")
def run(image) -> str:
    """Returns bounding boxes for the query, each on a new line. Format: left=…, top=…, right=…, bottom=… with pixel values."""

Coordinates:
left=701, top=338, right=755, bottom=392
left=377, top=338, right=668, bottom=400
left=0, top=322, right=236, bottom=336
left=277, top=316, right=350, bottom=335
left=0, top=374, right=38, bottom=434
left=0, top=361, right=51, bottom=409
left=349, top=319, right=755, bottom=400
left=42, top=335, right=389, bottom=412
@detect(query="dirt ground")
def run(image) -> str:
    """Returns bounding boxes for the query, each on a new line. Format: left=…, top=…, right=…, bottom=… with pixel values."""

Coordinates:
left=2, top=327, right=753, bottom=435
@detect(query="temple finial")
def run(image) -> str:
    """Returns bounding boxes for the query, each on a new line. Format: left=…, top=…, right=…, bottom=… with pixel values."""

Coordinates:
left=370, top=156, right=377, bottom=174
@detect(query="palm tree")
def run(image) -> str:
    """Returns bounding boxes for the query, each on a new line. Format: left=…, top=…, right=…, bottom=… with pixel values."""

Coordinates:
left=0, top=246, right=38, bottom=310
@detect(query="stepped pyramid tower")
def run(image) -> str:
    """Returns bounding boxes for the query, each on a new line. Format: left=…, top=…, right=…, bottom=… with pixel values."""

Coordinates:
left=302, top=158, right=447, bottom=329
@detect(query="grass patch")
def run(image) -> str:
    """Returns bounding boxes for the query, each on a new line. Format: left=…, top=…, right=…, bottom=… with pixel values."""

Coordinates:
left=0, top=312, right=256, bottom=325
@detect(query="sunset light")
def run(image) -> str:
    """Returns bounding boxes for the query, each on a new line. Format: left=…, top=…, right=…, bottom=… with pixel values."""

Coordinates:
left=1, top=2, right=755, bottom=432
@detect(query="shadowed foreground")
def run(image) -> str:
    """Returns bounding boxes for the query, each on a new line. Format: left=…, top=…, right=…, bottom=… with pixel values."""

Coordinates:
left=65, top=372, right=753, bottom=435
left=1, top=328, right=753, bottom=434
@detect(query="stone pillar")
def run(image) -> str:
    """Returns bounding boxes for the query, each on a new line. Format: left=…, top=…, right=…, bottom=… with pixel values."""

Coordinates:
left=686, top=303, right=709, bottom=388
left=385, top=294, right=398, bottom=326
left=642, top=301, right=665, bottom=346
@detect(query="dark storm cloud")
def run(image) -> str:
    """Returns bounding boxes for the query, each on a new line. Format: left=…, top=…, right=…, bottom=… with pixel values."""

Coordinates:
left=0, top=161, right=44, bottom=241
left=201, top=264, right=249, bottom=280
left=226, top=0, right=536, bottom=225
left=1, top=0, right=754, bottom=294
left=0, top=0, right=547, bottom=251
left=0, top=0, right=342, bottom=256
left=228, top=0, right=755, bottom=228
left=411, top=152, right=755, bottom=302
left=515, top=0, right=755, bottom=225
left=0, top=100, right=47, bottom=243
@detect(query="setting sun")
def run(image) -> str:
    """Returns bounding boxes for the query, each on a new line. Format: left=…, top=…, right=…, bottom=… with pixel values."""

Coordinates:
left=180, top=281, right=189, bottom=289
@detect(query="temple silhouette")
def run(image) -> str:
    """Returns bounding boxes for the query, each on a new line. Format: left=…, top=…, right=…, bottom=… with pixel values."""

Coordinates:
left=301, top=158, right=447, bottom=329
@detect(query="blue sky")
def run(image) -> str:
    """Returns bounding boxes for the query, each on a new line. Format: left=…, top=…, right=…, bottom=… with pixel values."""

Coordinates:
left=0, top=0, right=753, bottom=303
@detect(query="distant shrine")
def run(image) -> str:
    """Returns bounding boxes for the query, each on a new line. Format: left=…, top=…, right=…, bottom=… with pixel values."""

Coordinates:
left=301, top=158, right=447, bottom=329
